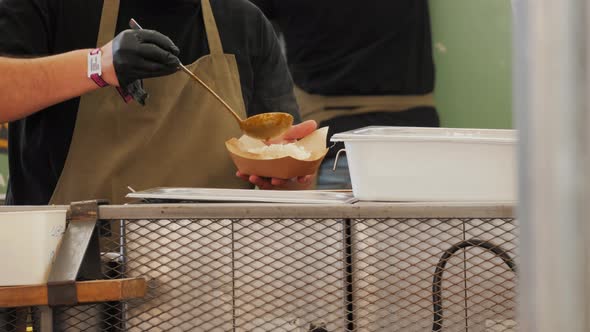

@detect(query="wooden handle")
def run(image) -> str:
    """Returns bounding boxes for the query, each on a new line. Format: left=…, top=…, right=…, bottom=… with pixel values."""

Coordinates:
left=178, top=65, right=243, bottom=123
left=129, top=18, right=242, bottom=124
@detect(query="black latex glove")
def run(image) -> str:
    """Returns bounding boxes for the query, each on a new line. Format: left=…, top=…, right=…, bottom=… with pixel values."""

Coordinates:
left=126, top=80, right=149, bottom=106
left=112, top=29, right=181, bottom=102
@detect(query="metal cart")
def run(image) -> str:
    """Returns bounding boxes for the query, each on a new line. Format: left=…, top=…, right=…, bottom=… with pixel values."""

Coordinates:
left=2, top=202, right=517, bottom=332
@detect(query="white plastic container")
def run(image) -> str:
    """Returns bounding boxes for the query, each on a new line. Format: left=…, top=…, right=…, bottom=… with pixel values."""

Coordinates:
left=331, top=126, right=517, bottom=201
left=0, top=209, right=67, bottom=286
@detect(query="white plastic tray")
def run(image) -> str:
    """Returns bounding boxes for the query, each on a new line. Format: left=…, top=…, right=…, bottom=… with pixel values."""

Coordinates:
left=331, top=126, right=517, bottom=202
left=0, top=209, right=67, bottom=286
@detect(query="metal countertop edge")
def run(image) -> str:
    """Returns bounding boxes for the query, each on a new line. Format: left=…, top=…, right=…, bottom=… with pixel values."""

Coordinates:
left=97, top=202, right=516, bottom=220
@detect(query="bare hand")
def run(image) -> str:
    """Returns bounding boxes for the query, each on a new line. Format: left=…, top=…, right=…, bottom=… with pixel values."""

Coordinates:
left=266, top=119, right=317, bottom=144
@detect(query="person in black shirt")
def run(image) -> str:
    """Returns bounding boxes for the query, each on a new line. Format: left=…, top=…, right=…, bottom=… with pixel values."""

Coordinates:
left=0, top=0, right=315, bottom=205
left=250, top=0, right=440, bottom=189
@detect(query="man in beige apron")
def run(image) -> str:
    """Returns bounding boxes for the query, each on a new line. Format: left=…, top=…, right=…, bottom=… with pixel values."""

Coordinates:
left=50, top=0, right=254, bottom=205
left=3, top=0, right=307, bottom=206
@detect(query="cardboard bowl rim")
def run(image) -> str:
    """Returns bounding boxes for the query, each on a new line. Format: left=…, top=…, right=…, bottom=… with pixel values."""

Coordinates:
left=225, top=138, right=328, bottom=162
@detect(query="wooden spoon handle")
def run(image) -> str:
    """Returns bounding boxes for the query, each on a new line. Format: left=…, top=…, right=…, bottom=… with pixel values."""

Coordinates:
left=178, top=65, right=243, bottom=124
left=129, top=18, right=243, bottom=124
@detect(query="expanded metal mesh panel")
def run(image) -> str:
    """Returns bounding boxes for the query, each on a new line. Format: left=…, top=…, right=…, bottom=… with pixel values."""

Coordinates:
left=51, top=223, right=129, bottom=332
left=464, top=219, right=518, bottom=332
left=352, top=219, right=465, bottom=332
left=125, top=219, right=234, bottom=332
left=50, top=217, right=518, bottom=332
left=352, top=218, right=518, bottom=332
left=0, top=309, right=17, bottom=332
left=233, top=219, right=345, bottom=331
left=0, top=308, right=34, bottom=332
left=53, top=304, right=118, bottom=331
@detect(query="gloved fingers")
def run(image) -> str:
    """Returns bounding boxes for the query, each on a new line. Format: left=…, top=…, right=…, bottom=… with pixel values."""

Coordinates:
left=137, top=43, right=180, bottom=67
left=125, top=59, right=180, bottom=78
left=126, top=80, right=149, bottom=106
left=136, top=29, right=180, bottom=56
left=114, top=58, right=177, bottom=86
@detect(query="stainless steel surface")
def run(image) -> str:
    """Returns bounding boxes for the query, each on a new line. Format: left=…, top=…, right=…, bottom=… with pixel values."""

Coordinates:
left=47, top=219, right=96, bottom=284
left=45, top=203, right=518, bottom=331
left=514, top=0, right=590, bottom=331
left=127, top=187, right=357, bottom=204
left=99, top=202, right=515, bottom=220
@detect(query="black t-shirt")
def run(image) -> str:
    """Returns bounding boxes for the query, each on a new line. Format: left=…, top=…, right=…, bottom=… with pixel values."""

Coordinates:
left=250, top=0, right=439, bottom=159
left=0, top=0, right=299, bottom=205
left=250, top=0, right=435, bottom=96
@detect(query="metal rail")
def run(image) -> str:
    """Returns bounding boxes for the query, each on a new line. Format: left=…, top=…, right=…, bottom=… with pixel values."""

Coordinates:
left=97, top=202, right=516, bottom=220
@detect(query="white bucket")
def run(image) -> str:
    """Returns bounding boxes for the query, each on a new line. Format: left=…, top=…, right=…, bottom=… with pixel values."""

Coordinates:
left=331, top=126, right=517, bottom=202
left=0, top=209, right=67, bottom=286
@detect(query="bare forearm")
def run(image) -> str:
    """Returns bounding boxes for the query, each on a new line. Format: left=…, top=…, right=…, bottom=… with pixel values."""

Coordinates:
left=0, top=29, right=181, bottom=123
left=0, top=50, right=99, bottom=123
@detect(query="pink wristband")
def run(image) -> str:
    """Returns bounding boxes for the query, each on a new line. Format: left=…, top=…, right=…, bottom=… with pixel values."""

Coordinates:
left=88, top=48, right=132, bottom=103
left=88, top=48, right=108, bottom=88
left=116, top=87, right=133, bottom=103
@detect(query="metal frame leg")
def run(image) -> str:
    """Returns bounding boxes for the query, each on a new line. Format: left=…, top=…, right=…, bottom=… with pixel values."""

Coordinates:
left=39, top=307, right=52, bottom=332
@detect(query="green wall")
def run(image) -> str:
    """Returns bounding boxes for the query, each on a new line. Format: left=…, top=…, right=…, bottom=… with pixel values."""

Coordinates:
left=430, top=0, right=513, bottom=129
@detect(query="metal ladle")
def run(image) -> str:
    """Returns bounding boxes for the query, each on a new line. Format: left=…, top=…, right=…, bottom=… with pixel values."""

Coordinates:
left=129, top=19, right=293, bottom=140
left=176, top=66, right=293, bottom=140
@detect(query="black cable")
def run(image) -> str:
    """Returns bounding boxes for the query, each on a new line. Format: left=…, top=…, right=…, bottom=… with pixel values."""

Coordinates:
left=432, top=239, right=517, bottom=331
left=345, top=218, right=355, bottom=332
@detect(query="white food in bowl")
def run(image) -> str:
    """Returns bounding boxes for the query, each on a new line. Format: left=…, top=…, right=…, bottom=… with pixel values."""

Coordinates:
left=248, top=143, right=311, bottom=160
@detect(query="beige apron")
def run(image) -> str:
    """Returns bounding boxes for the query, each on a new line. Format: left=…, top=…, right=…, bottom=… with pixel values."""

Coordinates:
left=294, top=86, right=435, bottom=124
left=50, top=0, right=251, bottom=205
